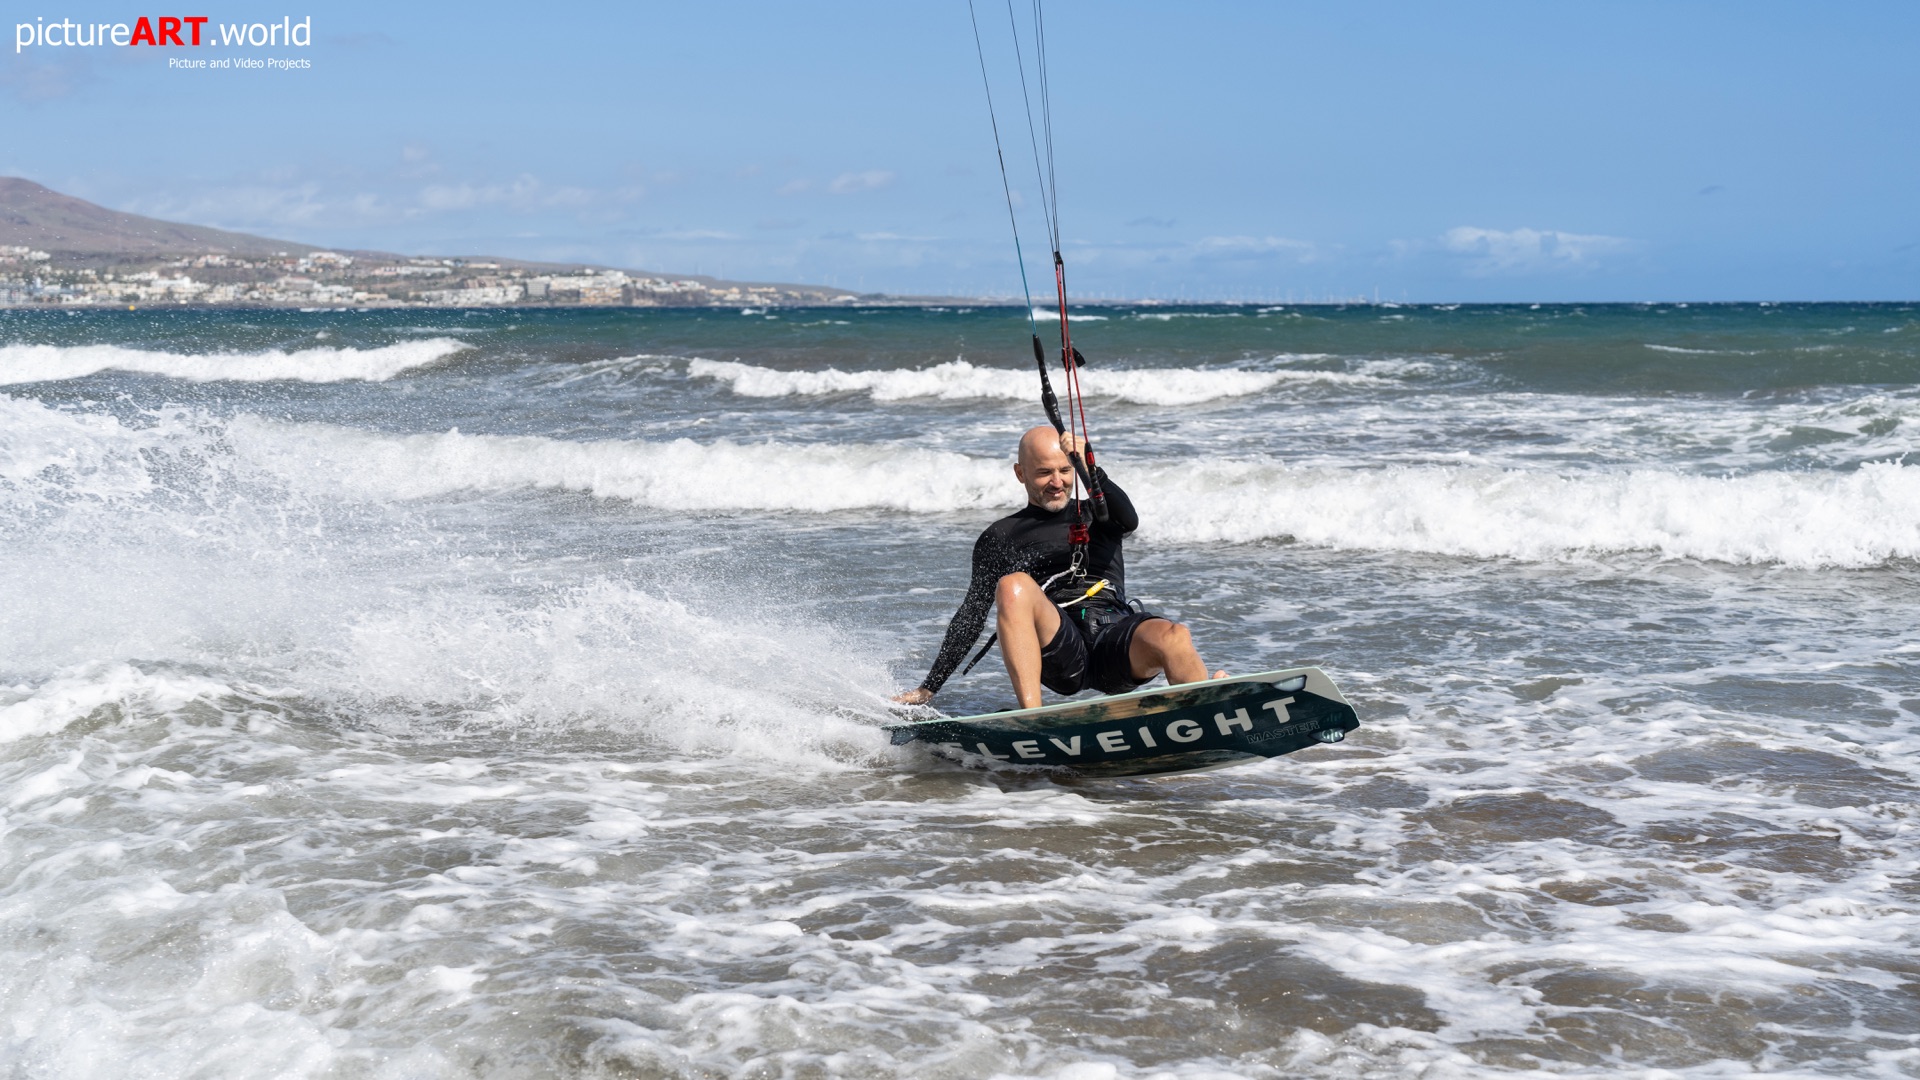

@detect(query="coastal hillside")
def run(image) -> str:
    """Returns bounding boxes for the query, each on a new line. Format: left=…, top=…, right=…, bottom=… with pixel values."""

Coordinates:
left=0, top=177, right=322, bottom=258
left=0, top=177, right=862, bottom=307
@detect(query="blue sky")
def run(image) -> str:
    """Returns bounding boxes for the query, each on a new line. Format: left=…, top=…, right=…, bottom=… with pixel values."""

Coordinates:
left=4, top=1, right=1916, bottom=301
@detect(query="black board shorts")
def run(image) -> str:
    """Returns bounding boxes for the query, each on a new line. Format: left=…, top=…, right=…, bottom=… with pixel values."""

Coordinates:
left=1039, top=606, right=1158, bottom=696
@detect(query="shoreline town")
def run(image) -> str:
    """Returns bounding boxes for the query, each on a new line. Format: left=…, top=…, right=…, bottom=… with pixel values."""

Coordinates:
left=0, top=177, right=880, bottom=310
left=0, top=245, right=869, bottom=310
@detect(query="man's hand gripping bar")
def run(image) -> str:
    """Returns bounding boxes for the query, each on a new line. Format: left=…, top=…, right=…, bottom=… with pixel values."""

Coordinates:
left=1031, top=334, right=1109, bottom=523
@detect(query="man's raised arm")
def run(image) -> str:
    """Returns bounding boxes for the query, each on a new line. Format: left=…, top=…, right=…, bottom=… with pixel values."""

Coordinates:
left=1061, top=433, right=1139, bottom=535
left=1093, top=467, right=1139, bottom=534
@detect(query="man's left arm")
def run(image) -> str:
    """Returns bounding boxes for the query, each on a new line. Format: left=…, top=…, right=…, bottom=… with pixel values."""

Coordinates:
left=1094, top=467, right=1140, bottom=534
left=1061, top=433, right=1139, bottom=534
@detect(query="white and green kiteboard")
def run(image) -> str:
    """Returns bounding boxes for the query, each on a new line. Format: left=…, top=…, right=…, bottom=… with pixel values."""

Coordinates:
left=888, top=666, right=1360, bottom=779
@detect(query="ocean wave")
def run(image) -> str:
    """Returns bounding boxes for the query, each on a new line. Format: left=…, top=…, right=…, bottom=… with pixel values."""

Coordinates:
left=1350, top=357, right=1438, bottom=378
left=1147, top=459, right=1920, bottom=567
left=0, top=664, right=235, bottom=744
left=1028, top=306, right=1107, bottom=322
left=0, top=397, right=899, bottom=754
left=10, top=400, right=1917, bottom=568
left=686, top=358, right=1376, bottom=405
left=247, top=422, right=1015, bottom=513
left=1644, top=343, right=1761, bottom=356
left=0, top=338, right=470, bottom=385
left=536, top=353, right=684, bottom=388
left=253, top=422, right=1920, bottom=568
left=333, top=579, right=895, bottom=754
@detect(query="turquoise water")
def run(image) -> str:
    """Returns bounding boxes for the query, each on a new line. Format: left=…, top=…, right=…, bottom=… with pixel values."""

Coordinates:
left=1, top=303, right=1917, bottom=1077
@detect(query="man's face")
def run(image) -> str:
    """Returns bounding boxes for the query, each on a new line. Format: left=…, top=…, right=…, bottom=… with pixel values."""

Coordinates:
left=1015, top=437, right=1075, bottom=511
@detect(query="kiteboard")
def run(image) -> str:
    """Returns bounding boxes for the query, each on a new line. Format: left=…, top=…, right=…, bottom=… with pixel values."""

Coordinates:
left=889, top=666, right=1360, bottom=779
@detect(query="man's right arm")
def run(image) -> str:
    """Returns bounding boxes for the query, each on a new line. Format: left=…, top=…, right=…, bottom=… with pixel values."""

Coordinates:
left=909, top=531, right=1002, bottom=699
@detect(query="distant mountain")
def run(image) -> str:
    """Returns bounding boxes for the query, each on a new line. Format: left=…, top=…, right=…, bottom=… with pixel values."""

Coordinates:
left=0, top=177, right=322, bottom=258
left=0, top=178, right=887, bottom=304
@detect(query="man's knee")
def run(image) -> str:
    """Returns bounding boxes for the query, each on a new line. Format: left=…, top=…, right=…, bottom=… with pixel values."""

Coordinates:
left=995, top=572, right=1040, bottom=607
left=1143, top=618, right=1194, bottom=655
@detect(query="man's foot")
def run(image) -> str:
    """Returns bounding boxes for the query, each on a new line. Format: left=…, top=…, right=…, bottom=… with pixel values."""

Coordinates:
left=1212, top=670, right=1229, bottom=680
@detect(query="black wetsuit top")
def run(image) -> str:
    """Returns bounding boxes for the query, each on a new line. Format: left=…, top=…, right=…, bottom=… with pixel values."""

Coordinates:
left=918, top=469, right=1139, bottom=694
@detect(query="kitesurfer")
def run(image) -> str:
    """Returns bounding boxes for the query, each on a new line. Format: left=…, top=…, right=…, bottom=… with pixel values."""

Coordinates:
left=893, top=426, right=1224, bottom=709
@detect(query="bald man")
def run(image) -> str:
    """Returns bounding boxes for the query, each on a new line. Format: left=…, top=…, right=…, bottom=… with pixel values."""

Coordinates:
left=893, top=426, right=1222, bottom=710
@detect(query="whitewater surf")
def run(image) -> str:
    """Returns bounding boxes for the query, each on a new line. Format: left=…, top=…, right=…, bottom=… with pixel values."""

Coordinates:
left=2, top=303, right=1917, bottom=1077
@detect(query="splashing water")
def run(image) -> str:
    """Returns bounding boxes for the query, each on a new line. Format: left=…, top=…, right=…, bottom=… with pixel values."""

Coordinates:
left=2, top=304, right=1917, bottom=1078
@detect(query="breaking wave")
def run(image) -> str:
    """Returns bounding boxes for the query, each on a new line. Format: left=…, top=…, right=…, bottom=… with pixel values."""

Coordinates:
left=252, top=420, right=1013, bottom=514
left=0, top=337, right=470, bottom=384
left=333, top=433, right=1920, bottom=567
left=8, top=397, right=1917, bottom=569
left=303, top=429, right=1920, bottom=568
left=0, top=395, right=896, bottom=755
left=686, top=357, right=1376, bottom=405
left=1148, top=459, right=1920, bottom=567
left=1644, top=343, right=1760, bottom=356
left=1029, top=306, right=1108, bottom=322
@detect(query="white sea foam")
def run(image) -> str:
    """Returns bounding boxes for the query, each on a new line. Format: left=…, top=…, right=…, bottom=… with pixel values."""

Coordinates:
left=0, top=398, right=898, bottom=755
left=1161, top=459, right=1920, bottom=567
left=1, top=389, right=1916, bottom=1076
left=1644, top=343, right=1760, bottom=356
left=8, top=304, right=1920, bottom=1079
left=14, top=398, right=1914, bottom=568
left=535, top=352, right=682, bottom=388
left=687, top=357, right=1374, bottom=405
left=1028, top=306, right=1107, bottom=322
left=220, top=416, right=1920, bottom=568
left=0, top=664, right=235, bottom=744
left=245, top=420, right=1013, bottom=513
left=333, top=579, right=893, bottom=756
left=0, top=337, right=469, bottom=384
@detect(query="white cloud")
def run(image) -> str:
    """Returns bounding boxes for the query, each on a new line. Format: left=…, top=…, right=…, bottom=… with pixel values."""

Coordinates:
left=343, top=192, right=388, bottom=218
left=413, top=176, right=639, bottom=214
left=656, top=229, right=738, bottom=241
left=125, top=184, right=336, bottom=229
left=1440, top=226, right=1632, bottom=274
left=0, top=55, right=100, bottom=103
left=827, top=170, right=895, bottom=195
left=397, top=143, right=439, bottom=179
left=1190, top=235, right=1317, bottom=262
left=418, top=176, right=542, bottom=211
left=55, top=170, right=690, bottom=261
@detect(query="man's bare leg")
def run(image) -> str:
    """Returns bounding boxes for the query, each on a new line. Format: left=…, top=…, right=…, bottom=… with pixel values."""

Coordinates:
left=1129, top=618, right=1228, bottom=685
left=996, top=572, right=1061, bottom=709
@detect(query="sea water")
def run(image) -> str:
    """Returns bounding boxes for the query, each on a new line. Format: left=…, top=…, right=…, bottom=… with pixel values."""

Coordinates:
left=0, top=303, right=1916, bottom=1078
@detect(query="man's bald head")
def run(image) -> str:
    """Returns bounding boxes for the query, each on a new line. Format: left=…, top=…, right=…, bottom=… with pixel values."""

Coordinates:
left=1016, top=425, right=1066, bottom=469
left=1013, top=426, right=1075, bottom=511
